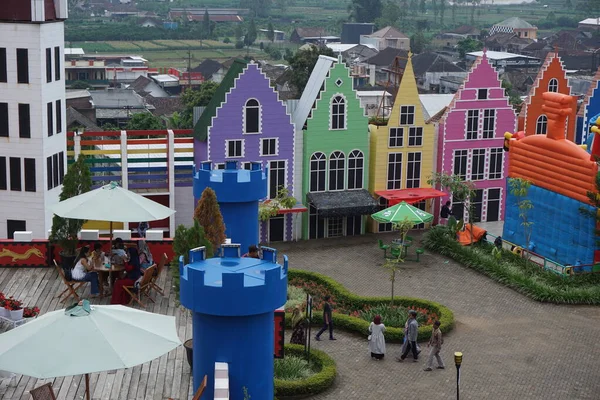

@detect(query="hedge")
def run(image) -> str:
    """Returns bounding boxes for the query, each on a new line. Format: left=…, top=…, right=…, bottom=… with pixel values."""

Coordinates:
left=286, top=270, right=455, bottom=343
left=274, top=344, right=336, bottom=398
left=422, top=226, right=600, bottom=305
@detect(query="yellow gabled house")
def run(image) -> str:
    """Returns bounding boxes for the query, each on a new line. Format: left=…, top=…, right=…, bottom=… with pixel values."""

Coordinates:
left=367, top=53, right=439, bottom=233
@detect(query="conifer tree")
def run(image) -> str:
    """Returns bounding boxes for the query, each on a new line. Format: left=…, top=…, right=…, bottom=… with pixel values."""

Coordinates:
left=194, top=187, right=226, bottom=252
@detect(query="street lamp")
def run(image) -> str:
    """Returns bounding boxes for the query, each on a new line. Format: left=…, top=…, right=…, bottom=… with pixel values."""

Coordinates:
left=454, top=352, right=463, bottom=400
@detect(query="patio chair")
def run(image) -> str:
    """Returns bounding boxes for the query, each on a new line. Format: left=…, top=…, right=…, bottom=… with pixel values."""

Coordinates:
left=124, top=264, right=156, bottom=308
left=192, top=375, right=208, bottom=400
left=29, top=382, right=57, bottom=400
left=415, top=248, right=425, bottom=262
left=378, top=239, right=390, bottom=258
left=149, top=253, right=168, bottom=297
left=389, top=246, right=402, bottom=259
left=53, top=259, right=86, bottom=303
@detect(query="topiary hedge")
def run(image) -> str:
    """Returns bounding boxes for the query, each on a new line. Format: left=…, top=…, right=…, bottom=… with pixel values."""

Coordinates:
left=274, top=344, right=336, bottom=398
left=422, top=225, right=600, bottom=304
left=285, top=270, right=455, bottom=342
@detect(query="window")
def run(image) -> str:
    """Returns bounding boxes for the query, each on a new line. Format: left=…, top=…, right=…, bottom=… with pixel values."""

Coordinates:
left=331, top=96, right=345, bottom=130
left=52, top=154, right=59, bottom=188
left=46, top=156, right=52, bottom=190
left=242, top=162, right=252, bottom=170
left=471, top=149, right=486, bottom=180
left=16, top=49, right=29, bottom=84
left=408, top=127, right=423, bottom=146
left=548, top=78, right=558, bottom=93
left=406, top=152, right=422, bottom=189
left=327, top=217, right=344, bottom=237
left=388, top=127, right=404, bottom=147
left=7, top=220, right=26, bottom=240
left=226, top=139, right=243, bottom=158
left=215, top=163, right=225, bottom=170
left=47, top=102, right=53, bottom=137
left=243, top=99, right=260, bottom=133
left=0, top=103, right=7, bottom=137
left=59, top=151, right=64, bottom=184
left=0, top=48, right=6, bottom=82
left=478, top=89, right=487, bottom=99
left=24, top=158, right=35, bottom=192
left=261, top=138, right=277, bottom=156
left=487, top=188, right=501, bottom=222
left=310, top=152, right=326, bottom=192
left=328, top=151, right=345, bottom=191
left=46, top=48, right=52, bottom=83
left=466, top=110, right=479, bottom=139
left=0, top=157, right=6, bottom=190
left=471, top=189, right=483, bottom=223
left=489, top=148, right=503, bottom=180
left=453, top=149, right=468, bottom=180
left=9, top=157, right=21, bottom=191
left=536, top=115, right=547, bottom=135
left=54, top=46, right=60, bottom=81
left=387, top=153, right=402, bottom=190
left=347, top=150, right=364, bottom=190
left=400, top=105, right=415, bottom=125
left=18, top=104, right=30, bottom=138
left=269, top=160, right=286, bottom=199
left=47, top=154, right=64, bottom=190
left=482, top=109, right=495, bottom=139
left=56, top=100, right=62, bottom=134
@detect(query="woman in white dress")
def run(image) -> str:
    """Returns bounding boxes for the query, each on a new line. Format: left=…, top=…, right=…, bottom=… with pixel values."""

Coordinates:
left=369, top=315, right=386, bottom=360
left=71, top=246, right=100, bottom=297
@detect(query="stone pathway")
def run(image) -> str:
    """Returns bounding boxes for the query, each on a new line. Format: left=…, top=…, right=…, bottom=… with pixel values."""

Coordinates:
left=276, top=232, right=600, bottom=400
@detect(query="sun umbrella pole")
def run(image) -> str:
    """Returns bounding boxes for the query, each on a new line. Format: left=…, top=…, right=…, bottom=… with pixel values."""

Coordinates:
left=85, top=373, right=90, bottom=400
left=109, top=221, right=113, bottom=245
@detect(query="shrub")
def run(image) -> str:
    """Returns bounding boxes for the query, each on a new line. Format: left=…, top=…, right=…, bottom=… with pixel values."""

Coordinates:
left=285, top=285, right=307, bottom=311
left=274, top=355, right=314, bottom=381
left=274, top=344, right=336, bottom=398
left=422, top=226, right=600, bottom=304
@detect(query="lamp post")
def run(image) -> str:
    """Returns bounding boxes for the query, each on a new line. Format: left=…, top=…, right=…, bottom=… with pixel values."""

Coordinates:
left=454, top=351, right=463, bottom=400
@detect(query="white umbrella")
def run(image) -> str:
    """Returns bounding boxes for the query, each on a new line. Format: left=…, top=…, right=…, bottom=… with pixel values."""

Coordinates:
left=0, top=301, right=181, bottom=399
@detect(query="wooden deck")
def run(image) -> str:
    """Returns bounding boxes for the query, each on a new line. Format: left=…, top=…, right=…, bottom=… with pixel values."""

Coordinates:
left=0, top=265, right=194, bottom=400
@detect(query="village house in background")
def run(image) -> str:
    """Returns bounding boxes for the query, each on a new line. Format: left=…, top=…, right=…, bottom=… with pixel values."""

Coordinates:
left=489, top=17, right=538, bottom=41
left=360, top=26, right=410, bottom=51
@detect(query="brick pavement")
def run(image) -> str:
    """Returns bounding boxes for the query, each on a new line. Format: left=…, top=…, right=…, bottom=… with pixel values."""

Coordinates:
left=276, top=232, right=600, bottom=400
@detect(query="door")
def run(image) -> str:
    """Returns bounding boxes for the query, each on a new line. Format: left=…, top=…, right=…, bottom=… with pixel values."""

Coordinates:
left=345, top=215, right=362, bottom=236
left=309, top=203, right=325, bottom=239
left=7, top=220, right=26, bottom=240
left=268, top=215, right=285, bottom=242
left=486, top=188, right=501, bottom=222
left=471, top=189, right=483, bottom=223
left=451, top=201, right=464, bottom=221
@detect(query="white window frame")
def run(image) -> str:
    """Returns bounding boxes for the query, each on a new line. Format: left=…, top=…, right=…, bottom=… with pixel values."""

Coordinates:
left=406, top=152, right=422, bottom=189
left=328, top=151, right=345, bottom=191
left=388, top=127, right=404, bottom=147
left=466, top=109, right=479, bottom=140
left=347, top=150, right=364, bottom=190
left=489, top=148, right=503, bottom=180
left=400, top=105, right=415, bottom=125
left=225, top=139, right=244, bottom=158
left=471, top=148, right=486, bottom=181
left=260, top=137, right=278, bottom=156
left=268, top=160, right=286, bottom=199
left=330, top=95, right=347, bottom=130
left=387, top=152, right=403, bottom=190
left=482, top=109, right=495, bottom=139
left=408, top=127, right=423, bottom=147
left=243, top=98, right=261, bottom=134
left=548, top=78, right=558, bottom=93
left=536, top=114, right=547, bottom=135
left=453, top=149, right=468, bottom=180
left=309, top=152, right=327, bottom=193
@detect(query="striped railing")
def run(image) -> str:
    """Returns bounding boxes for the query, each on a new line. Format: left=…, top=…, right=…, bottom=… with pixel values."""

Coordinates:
left=214, top=362, right=230, bottom=400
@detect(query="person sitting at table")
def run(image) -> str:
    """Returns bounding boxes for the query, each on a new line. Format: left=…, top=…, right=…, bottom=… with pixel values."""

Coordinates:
left=90, top=243, right=106, bottom=269
left=71, top=246, right=100, bottom=298
left=138, top=240, right=154, bottom=270
left=111, top=247, right=143, bottom=305
left=111, top=238, right=129, bottom=265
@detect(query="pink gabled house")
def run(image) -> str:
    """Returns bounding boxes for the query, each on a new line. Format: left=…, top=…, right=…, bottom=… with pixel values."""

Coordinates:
left=435, top=51, right=516, bottom=223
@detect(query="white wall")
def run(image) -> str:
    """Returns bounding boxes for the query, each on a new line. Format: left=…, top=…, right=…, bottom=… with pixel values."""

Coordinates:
left=174, top=186, right=194, bottom=228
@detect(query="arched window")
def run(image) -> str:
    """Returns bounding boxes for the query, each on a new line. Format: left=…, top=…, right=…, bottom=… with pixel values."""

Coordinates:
left=330, top=96, right=346, bottom=130
left=536, top=115, right=547, bottom=135
left=244, top=99, right=260, bottom=133
left=329, top=151, right=345, bottom=191
left=347, top=150, right=364, bottom=190
left=310, top=152, right=326, bottom=192
left=548, top=78, right=558, bottom=93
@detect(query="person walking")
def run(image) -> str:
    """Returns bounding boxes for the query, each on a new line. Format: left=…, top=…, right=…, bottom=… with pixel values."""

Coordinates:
left=440, top=200, right=453, bottom=225
left=424, top=320, right=445, bottom=371
left=368, top=315, right=386, bottom=360
left=315, top=295, right=336, bottom=341
left=397, top=310, right=419, bottom=362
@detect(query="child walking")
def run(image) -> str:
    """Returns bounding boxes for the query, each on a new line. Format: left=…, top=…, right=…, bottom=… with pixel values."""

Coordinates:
left=424, top=320, right=445, bottom=371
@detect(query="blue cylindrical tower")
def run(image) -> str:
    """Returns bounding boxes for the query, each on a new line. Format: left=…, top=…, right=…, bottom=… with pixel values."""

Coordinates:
left=179, top=244, right=288, bottom=399
left=193, top=161, right=267, bottom=254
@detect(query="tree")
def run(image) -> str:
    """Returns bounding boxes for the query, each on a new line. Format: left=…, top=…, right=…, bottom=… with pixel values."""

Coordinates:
left=50, top=155, right=92, bottom=257
left=180, top=81, right=219, bottom=128
left=383, top=218, right=413, bottom=304
left=171, top=220, right=213, bottom=297
left=457, top=37, right=483, bottom=58
left=410, top=31, right=427, bottom=53
left=125, top=112, right=164, bottom=130
left=203, top=9, right=211, bottom=39
left=508, top=178, right=534, bottom=252
left=439, top=0, right=446, bottom=25
left=419, top=0, right=426, bottom=13
left=194, top=187, right=226, bottom=252
left=564, top=0, right=572, bottom=9
left=244, top=19, right=258, bottom=50
left=275, top=0, right=288, bottom=13
left=267, top=21, right=275, bottom=42
left=234, top=23, right=244, bottom=42
left=167, top=111, right=184, bottom=129
left=375, top=1, right=401, bottom=27
left=247, top=0, right=272, bottom=18
left=287, top=45, right=335, bottom=96
left=349, top=0, right=383, bottom=23
left=432, top=0, right=438, bottom=24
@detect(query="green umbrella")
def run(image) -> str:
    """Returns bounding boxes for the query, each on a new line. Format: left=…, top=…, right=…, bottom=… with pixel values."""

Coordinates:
left=371, top=201, right=434, bottom=224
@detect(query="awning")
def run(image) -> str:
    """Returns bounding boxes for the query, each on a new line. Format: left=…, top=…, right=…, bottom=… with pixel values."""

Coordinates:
left=306, top=189, right=378, bottom=218
left=375, top=188, right=447, bottom=206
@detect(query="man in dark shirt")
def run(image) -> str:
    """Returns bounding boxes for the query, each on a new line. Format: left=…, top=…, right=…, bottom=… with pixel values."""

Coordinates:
left=440, top=200, right=453, bottom=225
left=315, top=295, right=336, bottom=341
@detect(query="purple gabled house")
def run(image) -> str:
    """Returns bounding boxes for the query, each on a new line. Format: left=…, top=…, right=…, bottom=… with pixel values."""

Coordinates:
left=193, top=60, right=299, bottom=243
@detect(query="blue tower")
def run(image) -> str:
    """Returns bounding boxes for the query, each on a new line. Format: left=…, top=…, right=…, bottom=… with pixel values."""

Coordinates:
left=179, top=244, right=288, bottom=399
left=193, top=161, right=267, bottom=254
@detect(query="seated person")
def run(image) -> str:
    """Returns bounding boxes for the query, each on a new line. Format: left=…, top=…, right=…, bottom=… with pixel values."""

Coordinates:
left=242, top=245, right=261, bottom=259
left=138, top=240, right=154, bottom=270
left=90, top=243, right=106, bottom=269
left=111, top=238, right=129, bottom=265
left=71, top=246, right=100, bottom=298
left=111, top=247, right=143, bottom=305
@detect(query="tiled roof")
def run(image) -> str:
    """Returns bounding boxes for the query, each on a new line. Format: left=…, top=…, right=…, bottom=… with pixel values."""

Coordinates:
left=368, top=26, right=409, bottom=39
left=294, top=27, right=327, bottom=38
left=365, top=47, right=408, bottom=67
left=66, top=107, right=102, bottom=131
left=411, top=52, right=464, bottom=75
left=451, top=25, right=479, bottom=35
left=144, top=95, right=183, bottom=117
left=191, top=59, right=223, bottom=79
left=494, top=17, right=535, bottom=29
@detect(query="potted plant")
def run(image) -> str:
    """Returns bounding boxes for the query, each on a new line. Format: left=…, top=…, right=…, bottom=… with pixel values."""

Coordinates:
left=0, top=292, right=7, bottom=318
left=5, top=297, right=23, bottom=321
left=23, top=306, right=40, bottom=320
left=184, top=339, right=193, bottom=369
left=49, top=155, right=92, bottom=269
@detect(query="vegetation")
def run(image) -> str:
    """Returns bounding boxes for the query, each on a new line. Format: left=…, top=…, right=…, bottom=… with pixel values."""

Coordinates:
left=180, top=82, right=219, bottom=128
left=457, top=38, right=483, bottom=58
left=285, top=285, right=307, bottom=310
left=49, top=156, right=92, bottom=257
left=194, top=187, right=227, bottom=252
left=423, top=226, right=600, bottom=305
left=258, top=187, right=297, bottom=222
left=349, top=0, right=383, bottom=23
left=286, top=45, right=335, bottom=97
left=274, top=355, right=315, bottom=381
left=508, top=178, right=534, bottom=251
left=124, top=113, right=165, bottom=130
left=428, top=172, right=476, bottom=241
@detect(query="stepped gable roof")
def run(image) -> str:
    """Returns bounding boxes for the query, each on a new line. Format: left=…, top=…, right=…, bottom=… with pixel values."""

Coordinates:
left=494, top=17, right=535, bottom=29
left=411, top=52, right=464, bottom=75
left=365, top=47, right=408, bottom=67
left=193, top=59, right=248, bottom=141
left=577, top=67, right=600, bottom=117
left=190, top=59, right=223, bottom=79
left=368, top=26, right=408, bottom=39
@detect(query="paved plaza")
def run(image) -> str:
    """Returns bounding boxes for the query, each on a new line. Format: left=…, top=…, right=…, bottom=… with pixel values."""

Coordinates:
left=1, top=230, right=599, bottom=399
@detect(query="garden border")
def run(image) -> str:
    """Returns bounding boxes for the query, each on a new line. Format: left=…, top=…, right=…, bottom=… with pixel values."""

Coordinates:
left=286, top=270, right=455, bottom=342
left=274, top=344, right=337, bottom=399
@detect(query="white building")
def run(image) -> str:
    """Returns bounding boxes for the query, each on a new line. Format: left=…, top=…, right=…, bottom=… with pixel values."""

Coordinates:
left=0, top=0, right=68, bottom=239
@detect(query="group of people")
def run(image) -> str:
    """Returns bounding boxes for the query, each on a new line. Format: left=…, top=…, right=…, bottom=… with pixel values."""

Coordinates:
left=69, top=238, right=154, bottom=305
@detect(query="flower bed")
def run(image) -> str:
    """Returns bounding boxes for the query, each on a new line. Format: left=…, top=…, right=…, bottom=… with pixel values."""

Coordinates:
left=284, top=270, right=454, bottom=342
left=0, top=292, right=40, bottom=320
left=274, top=344, right=336, bottom=398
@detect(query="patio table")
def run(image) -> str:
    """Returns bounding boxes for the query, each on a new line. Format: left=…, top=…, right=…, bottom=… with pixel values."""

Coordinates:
left=92, top=264, right=125, bottom=296
left=391, top=239, right=412, bottom=258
